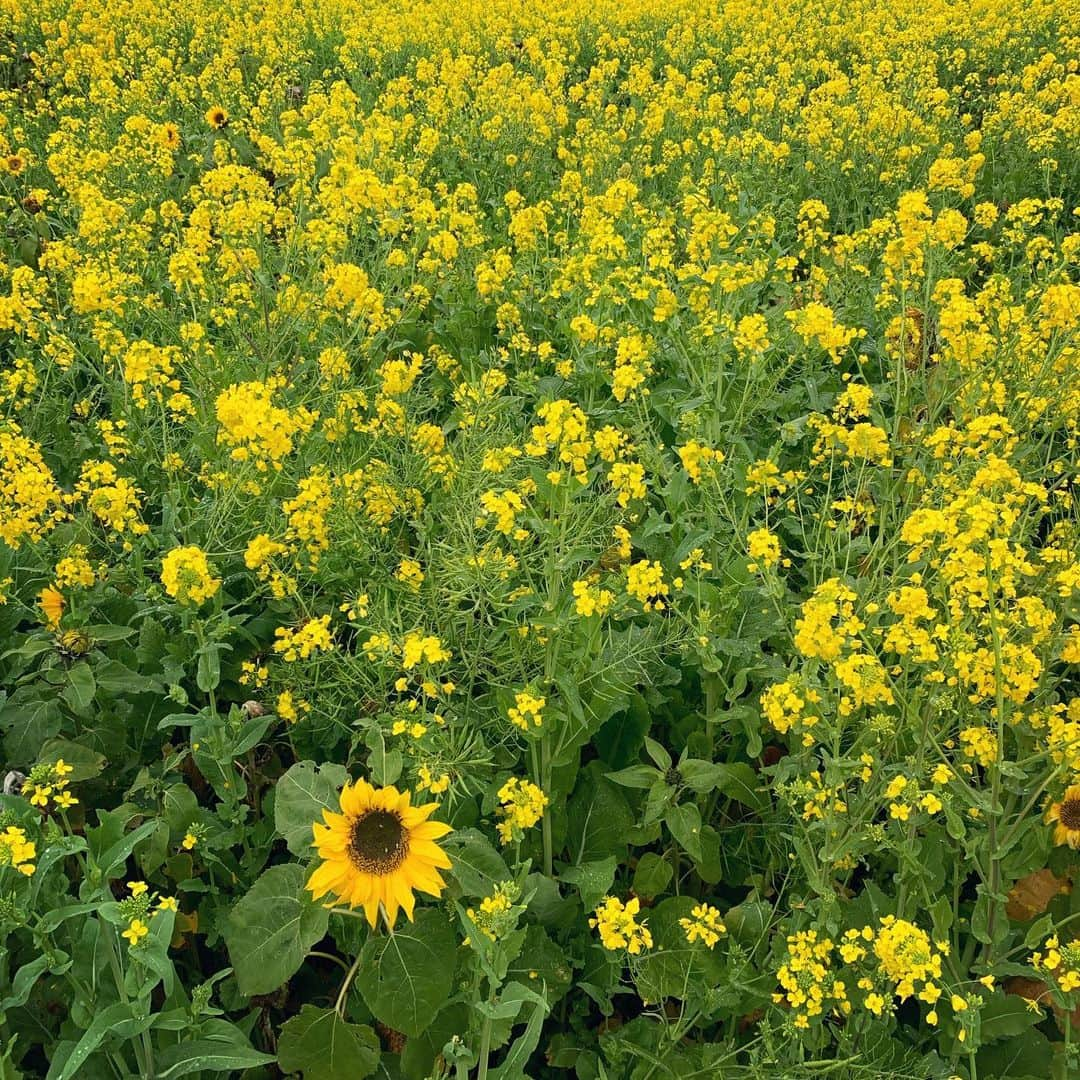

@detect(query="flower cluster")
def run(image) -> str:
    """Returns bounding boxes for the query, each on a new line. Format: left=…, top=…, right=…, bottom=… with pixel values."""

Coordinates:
left=495, top=778, right=548, bottom=844
left=0, top=826, right=36, bottom=877
left=591, top=896, right=652, bottom=955
left=24, top=760, right=77, bottom=812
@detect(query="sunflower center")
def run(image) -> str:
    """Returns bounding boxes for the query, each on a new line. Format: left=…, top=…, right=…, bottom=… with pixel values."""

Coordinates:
left=1060, top=798, right=1080, bottom=830
left=349, top=809, right=408, bottom=875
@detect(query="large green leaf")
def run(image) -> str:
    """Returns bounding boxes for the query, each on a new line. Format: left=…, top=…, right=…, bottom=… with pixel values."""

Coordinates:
left=154, top=1035, right=276, bottom=1078
left=1, top=693, right=62, bottom=763
left=446, top=828, right=510, bottom=897
left=355, top=908, right=457, bottom=1037
left=635, top=897, right=724, bottom=1004
left=38, top=738, right=106, bottom=782
left=277, top=1005, right=380, bottom=1080
left=567, top=767, right=633, bottom=864
left=62, top=662, right=96, bottom=711
left=274, top=761, right=348, bottom=856
left=223, top=865, right=329, bottom=996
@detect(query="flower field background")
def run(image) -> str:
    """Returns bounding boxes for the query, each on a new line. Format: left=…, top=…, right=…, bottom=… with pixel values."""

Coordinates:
left=1, top=0, right=1079, bottom=1076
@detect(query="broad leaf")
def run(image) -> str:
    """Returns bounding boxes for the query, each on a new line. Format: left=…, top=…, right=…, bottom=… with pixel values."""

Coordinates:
left=277, top=1005, right=380, bottom=1080
left=355, top=908, right=457, bottom=1037
left=275, top=761, right=348, bottom=856
left=446, top=828, right=510, bottom=897
left=223, top=865, right=329, bottom=996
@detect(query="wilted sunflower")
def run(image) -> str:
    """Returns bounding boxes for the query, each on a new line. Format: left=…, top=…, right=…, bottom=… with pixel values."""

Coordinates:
left=306, top=778, right=452, bottom=928
left=1047, top=784, right=1080, bottom=848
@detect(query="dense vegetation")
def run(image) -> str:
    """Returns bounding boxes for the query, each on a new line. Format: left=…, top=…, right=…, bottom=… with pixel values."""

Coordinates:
left=1, top=0, right=1079, bottom=1077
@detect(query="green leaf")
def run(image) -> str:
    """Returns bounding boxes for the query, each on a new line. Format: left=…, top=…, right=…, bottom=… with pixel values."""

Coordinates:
left=568, top=766, right=633, bottom=864
left=93, top=660, right=159, bottom=695
left=196, top=644, right=222, bottom=692
left=365, top=729, right=402, bottom=786
left=161, top=784, right=199, bottom=837
left=446, top=828, right=510, bottom=897
left=401, top=1004, right=469, bottom=1080
left=605, top=765, right=658, bottom=790
left=0, top=954, right=50, bottom=1017
left=505, top=926, right=573, bottom=1004
left=277, top=1005, right=380, bottom=1080
left=665, top=803, right=703, bottom=861
left=635, top=897, right=723, bottom=1004
left=47, top=1001, right=152, bottom=1080
left=223, top=865, right=329, bottom=996
left=631, top=853, right=673, bottom=900
left=560, top=856, right=616, bottom=911
left=1, top=694, right=62, bottom=763
left=712, top=762, right=767, bottom=811
left=975, top=1025, right=1052, bottom=1079
left=154, top=1035, right=276, bottom=1078
left=724, top=899, right=771, bottom=944
left=979, top=993, right=1040, bottom=1043
left=1023, top=913, right=1055, bottom=950
left=80, top=624, right=136, bottom=642
left=488, top=982, right=550, bottom=1080
left=275, top=761, right=348, bottom=856
left=62, top=662, right=95, bottom=711
left=92, top=818, right=160, bottom=883
left=38, top=738, right=105, bottom=782
left=643, top=737, right=672, bottom=771
left=355, top=908, right=457, bottom=1037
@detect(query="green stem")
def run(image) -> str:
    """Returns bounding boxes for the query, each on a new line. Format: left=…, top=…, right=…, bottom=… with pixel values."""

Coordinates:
left=334, top=952, right=363, bottom=1019
left=477, top=1010, right=493, bottom=1080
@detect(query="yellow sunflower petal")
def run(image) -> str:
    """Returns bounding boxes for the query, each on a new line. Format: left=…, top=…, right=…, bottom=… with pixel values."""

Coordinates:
left=411, top=819, right=453, bottom=841
left=363, top=894, right=380, bottom=927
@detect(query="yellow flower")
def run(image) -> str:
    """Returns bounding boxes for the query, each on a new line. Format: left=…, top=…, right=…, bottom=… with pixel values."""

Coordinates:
left=591, top=896, right=652, bottom=954
left=306, top=778, right=452, bottom=928
left=161, top=546, right=220, bottom=607
left=0, top=825, right=36, bottom=875
left=1047, top=784, right=1080, bottom=848
left=205, top=106, right=228, bottom=129
left=747, top=527, right=781, bottom=571
left=507, top=692, right=545, bottom=731
left=496, top=778, right=548, bottom=844
left=38, top=586, right=65, bottom=629
left=680, top=903, right=726, bottom=948
left=122, top=919, right=149, bottom=946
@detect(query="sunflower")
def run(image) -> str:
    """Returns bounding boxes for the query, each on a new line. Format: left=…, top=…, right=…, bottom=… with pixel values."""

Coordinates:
left=306, top=778, right=452, bottom=928
left=38, top=586, right=64, bottom=629
left=1047, top=784, right=1080, bottom=848
left=204, top=106, right=228, bottom=129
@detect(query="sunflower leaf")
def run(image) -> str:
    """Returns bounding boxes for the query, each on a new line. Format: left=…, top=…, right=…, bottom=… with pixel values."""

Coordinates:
left=355, top=908, right=457, bottom=1037
left=223, top=864, right=329, bottom=996
left=275, top=760, right=348, bottom=856
left=276, top=1005, right=379, bottom=1080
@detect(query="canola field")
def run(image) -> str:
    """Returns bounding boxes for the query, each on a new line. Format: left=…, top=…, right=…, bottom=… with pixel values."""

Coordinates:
left=1, top=0, right=1080, bottom=1077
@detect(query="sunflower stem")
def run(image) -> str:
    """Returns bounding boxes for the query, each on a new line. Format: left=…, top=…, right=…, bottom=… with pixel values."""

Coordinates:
left=329, top=906, right=368, bottom=919
left=334, top=952, right=363, bottom=1019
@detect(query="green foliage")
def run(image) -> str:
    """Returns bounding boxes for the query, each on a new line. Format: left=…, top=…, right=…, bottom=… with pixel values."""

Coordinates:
left=0, top=0, right=1079, bottom=1078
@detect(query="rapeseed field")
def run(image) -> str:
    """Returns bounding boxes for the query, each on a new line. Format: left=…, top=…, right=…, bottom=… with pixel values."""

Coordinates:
left=1, top=0, right=1079, bottom=1076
